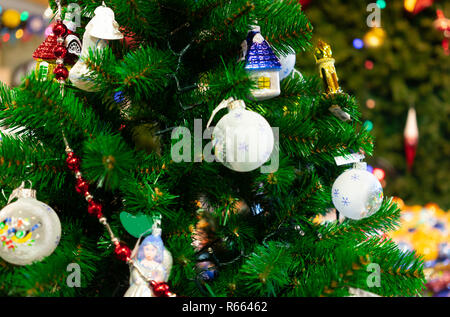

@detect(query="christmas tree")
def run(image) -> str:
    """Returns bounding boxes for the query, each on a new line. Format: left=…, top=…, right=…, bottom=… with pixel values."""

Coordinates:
left=0, top=0, right=425, bottom=297
left=296, top=0, right=450, bottom=207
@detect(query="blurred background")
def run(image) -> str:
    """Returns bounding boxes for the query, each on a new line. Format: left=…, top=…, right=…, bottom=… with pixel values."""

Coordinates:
left=297, top=0, right=449, bottom=297
left=0, top=0, right=448, bottom=297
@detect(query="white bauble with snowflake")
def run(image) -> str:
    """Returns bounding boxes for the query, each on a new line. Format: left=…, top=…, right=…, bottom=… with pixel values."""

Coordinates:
left=0, top=184, right=61, bottom=265
left=331, top=165, right=383, bottom=220
left=211, top=99, right=274, bottom=172
left=278, top=50, right=296, bottom=81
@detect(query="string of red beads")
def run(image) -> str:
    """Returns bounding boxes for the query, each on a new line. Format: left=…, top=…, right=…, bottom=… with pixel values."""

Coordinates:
left=52, top=20, right=69, bottom=82
left=64, top=150, right=174, bottom=297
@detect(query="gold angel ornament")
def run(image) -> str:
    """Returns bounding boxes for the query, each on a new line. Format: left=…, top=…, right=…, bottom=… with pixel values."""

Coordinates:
left=314, top=40, right=342, bottom=95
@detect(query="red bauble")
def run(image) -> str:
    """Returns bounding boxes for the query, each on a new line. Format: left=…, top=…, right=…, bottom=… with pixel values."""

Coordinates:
left=53, top=21, right=68, bottom=38
left=75, top=178, right=89, bottom=194
left=114, top=242, right=131, bottom=262
left=66, top=152, right=80, bottom=171
left=54, top=45, right=68, bottom=58
left=151, top=281, right=171, bottom=297
left=87, top=200, right=103, bottom=218
left=54, top=65, right=69, bottom=81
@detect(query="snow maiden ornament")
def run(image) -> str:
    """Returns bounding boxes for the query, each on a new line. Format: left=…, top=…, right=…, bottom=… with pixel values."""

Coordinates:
left=124, top=217, right=173, bottom=297
left=207, top=97, right=275, bottom=172
left=0, top=182, right=61, bottom=265
left=241, top=27, right=282, bottom=101
left=69, top=3, right=123, bottom=91
left=331, top=162, right=383, bottom=220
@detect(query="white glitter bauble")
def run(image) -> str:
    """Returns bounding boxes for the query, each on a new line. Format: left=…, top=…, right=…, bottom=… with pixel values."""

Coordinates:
left=0, top=186, right=61, bottom=265
left=212, top=100, right=274, bottom=172
left=331, top=167, right=383, bottom=220
left=279, top=51, right=296, bottom=81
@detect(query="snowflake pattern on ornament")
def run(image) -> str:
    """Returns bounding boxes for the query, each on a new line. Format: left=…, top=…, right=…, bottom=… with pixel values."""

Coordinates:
left=333, top=189, right=340, bottom=198
left=342, top=197, right=350, bottom=206
left=351, top=173, right=360, bottom=181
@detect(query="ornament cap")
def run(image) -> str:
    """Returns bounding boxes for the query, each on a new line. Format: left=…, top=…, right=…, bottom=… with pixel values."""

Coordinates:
left=352, top=162, right=367, bottom=170
left=8, top=182, right=37, bottom=204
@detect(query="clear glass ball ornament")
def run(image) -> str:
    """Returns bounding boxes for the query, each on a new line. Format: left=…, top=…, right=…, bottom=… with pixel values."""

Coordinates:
left=0, top=186, right=61, bottom=265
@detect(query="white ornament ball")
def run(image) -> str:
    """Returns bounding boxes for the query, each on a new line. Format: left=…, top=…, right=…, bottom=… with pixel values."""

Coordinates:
left=212, top=102, right=274, bottom=172
left=0, top=195, right=61, bottom=265
left=279, top=51, right=296, bottom=81
left=331, top=168, right=383, bottom=220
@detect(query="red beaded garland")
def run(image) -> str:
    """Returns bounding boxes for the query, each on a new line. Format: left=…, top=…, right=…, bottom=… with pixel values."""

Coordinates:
left=52, top=21, right=68, bottom=37
left=114, top=242, right=131, bottom=262
left=75, top=178, right=89, bottom=194
left=54, top=64, right=69, bottom=81
left=87, top=200, right=103, bottom=218
left=66, top=152, right=80, bottom=171
left=54, top=45, right=68, bottom=58
left=151, top=281, right=171, bottom=297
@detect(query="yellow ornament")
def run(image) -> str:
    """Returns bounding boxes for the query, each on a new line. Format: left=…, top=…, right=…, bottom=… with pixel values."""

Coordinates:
left=363, top=28, right=386, bottom=48
left=314, top=40, right=342, bottom=95
left=2, top=9, right=21, bottom=29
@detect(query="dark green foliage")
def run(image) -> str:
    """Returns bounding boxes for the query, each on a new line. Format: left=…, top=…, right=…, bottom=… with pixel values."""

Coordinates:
left=0, top=0, right=425, bottom=297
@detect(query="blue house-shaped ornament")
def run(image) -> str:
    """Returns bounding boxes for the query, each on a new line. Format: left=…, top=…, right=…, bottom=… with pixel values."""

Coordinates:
left=244, top=30, right=282, bottom=101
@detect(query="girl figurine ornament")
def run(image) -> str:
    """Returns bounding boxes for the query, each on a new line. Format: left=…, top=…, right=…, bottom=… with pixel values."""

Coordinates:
left=124, top=216, right=173, bottom=297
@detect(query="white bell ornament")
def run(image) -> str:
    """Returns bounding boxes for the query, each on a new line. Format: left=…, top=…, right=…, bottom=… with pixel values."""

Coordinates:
left=69, top=2, right=123, bottom=91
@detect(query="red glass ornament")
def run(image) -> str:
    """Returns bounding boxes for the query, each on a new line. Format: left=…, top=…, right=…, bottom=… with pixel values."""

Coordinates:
left=87, top=200, right=103, bottom=218
left=114, top=242, right=131, bottom=262
left=53, top=21, right=68, bottom=37
left=75, top=178, right=89, bottom=194
left=66, top=152, right=80, bottom=171
left=151, top=281, right=171, bottom=297
left=54, top=64, right=69, bottom=81
left=54, top=45, right=68, bottom=58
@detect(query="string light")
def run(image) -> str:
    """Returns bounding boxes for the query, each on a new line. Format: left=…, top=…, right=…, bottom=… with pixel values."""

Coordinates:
left=15, top=29, right=23, bottom=39
left=353, top=38, right=364, bottom=49
left=363, top=120, right=374, bottom=131
left=373, top=168, right=386, bottom=181
left=365, top=60, right=374, bottom=70
left=376, top=0, right=386, bottom=9
left=366, top=99, right=376, bottom=109
left=20, top=11, right=29, bottom=21
left=2, top=33, right=10, bottom=42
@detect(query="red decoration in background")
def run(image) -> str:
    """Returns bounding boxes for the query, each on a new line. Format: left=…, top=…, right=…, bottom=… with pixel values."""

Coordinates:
left=298, top=0, right=311, bottom=7
left=434, top=10, right=450, bottom=55
left=404, top=0, right=435, bottom=15
left=404, top=108, right=419, bottom=171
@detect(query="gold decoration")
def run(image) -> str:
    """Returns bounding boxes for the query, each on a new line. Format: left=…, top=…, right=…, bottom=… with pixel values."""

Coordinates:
left=314, top=40, right=342, bottom=95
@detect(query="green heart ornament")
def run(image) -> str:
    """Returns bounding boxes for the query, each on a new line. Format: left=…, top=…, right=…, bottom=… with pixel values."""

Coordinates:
left=119, top=211, right=154, bottom=238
